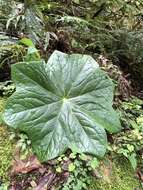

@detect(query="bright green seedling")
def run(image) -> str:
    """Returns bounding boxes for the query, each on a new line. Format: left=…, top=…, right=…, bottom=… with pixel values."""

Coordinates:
left=68, top=163, right=76, bottom=172
left=56, top=166, right=62, bottom=173
left=19, top=38, right=41, bottom=61
left=3, top=50, right=121, bottom=161
left=89, top=158, right=99, bottom=170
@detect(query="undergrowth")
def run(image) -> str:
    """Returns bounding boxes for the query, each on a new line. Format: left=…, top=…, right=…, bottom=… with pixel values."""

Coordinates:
left=90, top=157, right=141, bottom=190
left=0, top=98, right=14, bottom=182
left=0, top=126, right=13, bottom=182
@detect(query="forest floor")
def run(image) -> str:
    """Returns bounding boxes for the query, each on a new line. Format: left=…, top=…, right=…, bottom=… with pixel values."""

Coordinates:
left=0, top=97, right=142, bottom=190
left=0, top=1, right=143, bottom=189
left=0, top=98, right=14, bottom=183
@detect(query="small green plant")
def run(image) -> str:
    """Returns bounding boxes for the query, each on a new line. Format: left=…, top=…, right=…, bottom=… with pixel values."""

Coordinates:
left=9, top=132, right=31, bottom=159
left=54, top=151, right=100, bottom=190
left=110, top=97, right=143, bottom=170
left=117, top=97, right=143, bottom=130
left=0, top=183, right=9, bottom=190
left=114, top=141, right=137, bottom=170
left=19, top=38, right=41, bottom=61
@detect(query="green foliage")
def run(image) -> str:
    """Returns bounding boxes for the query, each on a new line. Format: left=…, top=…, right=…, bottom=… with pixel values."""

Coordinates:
left=42, top=0, right=143, bottom=88
left=9, top=132, right=32, bottom=160
left=0, top=98, right=13, bottom=181
left=4, top=50, right=121, bottom=161
left=0, top=81, right=15, bottom=97
left=0, top=183, right=9, bottom=190
left=0, top=34, right=25, bottom=68
left=100, top=30, right=143, bottom=87
left=1, top=0, right=143, bottom=188
left=111, top=126, right=143, bottom=170
left=55, top=151, right=99, bottom=190
left=90, top=157, right=141, bottom=190
left=5, top=1, right=57, bottom=51
left=0, top=97, right=6, bottom=124
left=10, top=132, right=31, bottom=151
left=6, top=2, right=25, bottom=30
left=90, top=158, right=99, bottom=170
left=2, top=1, right=143, bottom=87
left=19, top=38, right=41, bottom=61
left=0, top=126, right=13, bottom=182
left=110, top=97, right=143, bottom=169
left=0, top=0, right=14, bottom=30
left=19, top=38, right=35, bottom=47
left=119, top=97, right=143, bottom=129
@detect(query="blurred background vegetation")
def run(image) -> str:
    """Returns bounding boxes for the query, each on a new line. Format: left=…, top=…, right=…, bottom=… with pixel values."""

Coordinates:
left=0, top=0, right=143, bottom=94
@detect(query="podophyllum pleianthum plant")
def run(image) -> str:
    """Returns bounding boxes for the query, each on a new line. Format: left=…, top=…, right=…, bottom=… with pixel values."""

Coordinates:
left=3, top=50, right=121, bottom=162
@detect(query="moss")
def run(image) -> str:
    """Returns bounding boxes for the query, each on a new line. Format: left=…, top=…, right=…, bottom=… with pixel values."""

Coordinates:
left=0, top=126, right=13, bottom=181
left=0, top=97, right=14, bottom=182
left=89, top=157, right=141, bottom=190
left=0, top=97, right=6, bottom=112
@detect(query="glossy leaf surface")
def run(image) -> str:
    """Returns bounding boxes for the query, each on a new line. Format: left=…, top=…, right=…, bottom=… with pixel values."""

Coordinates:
left=4, top=51, right=121, bottom=161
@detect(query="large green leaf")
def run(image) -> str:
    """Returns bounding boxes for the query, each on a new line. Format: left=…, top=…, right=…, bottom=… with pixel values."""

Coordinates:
left=3, top=51, right=121, bottom=161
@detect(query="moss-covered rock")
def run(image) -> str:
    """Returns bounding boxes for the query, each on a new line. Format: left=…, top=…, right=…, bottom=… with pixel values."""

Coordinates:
left=90, top=157, right=141, bottom=190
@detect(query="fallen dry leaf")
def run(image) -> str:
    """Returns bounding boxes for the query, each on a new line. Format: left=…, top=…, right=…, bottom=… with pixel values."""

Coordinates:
left=137, top=169, right=143, bottom=182
left=34, top=173, right=56, bottom=190
left=11, top=155, right=42, bottom=175
left=30, top=180, right=37, bottom=188
left=100, top=159, right=113, bottom=183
